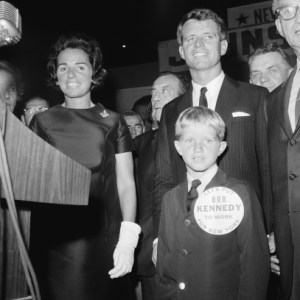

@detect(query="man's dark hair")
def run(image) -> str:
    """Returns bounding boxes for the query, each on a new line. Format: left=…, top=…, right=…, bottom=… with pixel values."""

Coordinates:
left=248, top=43, right=292, bottom=67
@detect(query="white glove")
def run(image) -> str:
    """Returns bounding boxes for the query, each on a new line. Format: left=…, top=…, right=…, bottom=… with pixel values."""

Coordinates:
left=108, top=221, right=141, bottom=279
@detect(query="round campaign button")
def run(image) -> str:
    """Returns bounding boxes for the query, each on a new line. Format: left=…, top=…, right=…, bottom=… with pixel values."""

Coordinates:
left=194, top=187, right=244, bottom=235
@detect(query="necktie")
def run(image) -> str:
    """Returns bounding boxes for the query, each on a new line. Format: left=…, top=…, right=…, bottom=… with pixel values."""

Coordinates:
left=295, top=88, right=300, bottom=125
left=199, top=87, right=208, bottom=107
left=187, top=179, right=201, bottom=212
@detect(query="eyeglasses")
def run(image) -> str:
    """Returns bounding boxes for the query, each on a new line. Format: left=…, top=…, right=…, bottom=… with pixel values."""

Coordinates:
left=24, top=107, right=48, bottom=114
left=276, top=5, right=300, bottom=20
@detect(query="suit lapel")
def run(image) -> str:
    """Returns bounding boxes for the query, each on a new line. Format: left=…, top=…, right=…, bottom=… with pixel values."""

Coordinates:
left=205, top=169, right=227, bottom=191
left=179, top=180, right=189, bottom=212
left=215, top=76, right=239, bottom=125
left=177, top=88, right=193, bottom=114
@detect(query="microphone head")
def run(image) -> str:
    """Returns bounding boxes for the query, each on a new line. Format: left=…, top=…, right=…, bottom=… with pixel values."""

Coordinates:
left=0, top=1, right=21, bottom=46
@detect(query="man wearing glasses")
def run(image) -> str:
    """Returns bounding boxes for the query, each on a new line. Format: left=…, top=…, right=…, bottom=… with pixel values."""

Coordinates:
left=21, top=96, right=49, bottom=126
left=267, top=1, right=300, bottom=299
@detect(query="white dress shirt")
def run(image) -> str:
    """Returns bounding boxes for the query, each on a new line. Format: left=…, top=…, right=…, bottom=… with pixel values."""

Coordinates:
left=187, top=164, right=218, bottom=195
left=192, top=72, right=225, bottom=110
left=288, top=59, right=300, bottom=131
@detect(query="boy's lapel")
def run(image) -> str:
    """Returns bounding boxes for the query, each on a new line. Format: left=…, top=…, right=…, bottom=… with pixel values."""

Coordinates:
left=205, top=168, right=227, bottom=190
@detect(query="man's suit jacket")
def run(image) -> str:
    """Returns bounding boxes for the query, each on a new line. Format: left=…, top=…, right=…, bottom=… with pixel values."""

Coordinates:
left=134, top=130, right=158, bottom=276
left=156, top=168, right=270, bottom=300
left=154, top=75, right=271, bottom=235
left=266, top=67, right=300, bottom=300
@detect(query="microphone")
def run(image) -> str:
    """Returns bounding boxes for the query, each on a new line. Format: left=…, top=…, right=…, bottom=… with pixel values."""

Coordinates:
left=0, top=1, right=21, bottom=47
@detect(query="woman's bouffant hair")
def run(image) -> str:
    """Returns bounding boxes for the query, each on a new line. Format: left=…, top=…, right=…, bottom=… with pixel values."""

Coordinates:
left=47, top=32, right=107, bottom=90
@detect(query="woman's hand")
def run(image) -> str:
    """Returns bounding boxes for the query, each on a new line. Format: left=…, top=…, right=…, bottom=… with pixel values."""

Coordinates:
left=109, top=221, right=141, bottom=279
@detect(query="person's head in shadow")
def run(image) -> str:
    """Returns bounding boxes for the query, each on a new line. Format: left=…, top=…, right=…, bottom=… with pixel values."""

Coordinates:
left=0, top=60, right=23, bottom=112
left=122, top=110, right=145, bottom=139
left=21, top=96, right=50, bottom=126
left=151, top=71, right=190, bottom=130
left=132, top=95, right=152, bottom=132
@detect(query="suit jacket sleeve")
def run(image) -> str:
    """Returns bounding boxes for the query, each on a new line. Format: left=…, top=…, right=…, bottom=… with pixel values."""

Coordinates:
left=237, top=184, right=270, bottom=300
left=153, top=107, right=176, bottom=237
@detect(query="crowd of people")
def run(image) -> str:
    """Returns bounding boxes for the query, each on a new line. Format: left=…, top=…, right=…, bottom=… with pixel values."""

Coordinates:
left=1, top=0, right=300, bottom=299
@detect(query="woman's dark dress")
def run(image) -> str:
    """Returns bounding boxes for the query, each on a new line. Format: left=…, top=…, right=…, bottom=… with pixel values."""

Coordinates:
left=29, top=104, right=135, bottom=300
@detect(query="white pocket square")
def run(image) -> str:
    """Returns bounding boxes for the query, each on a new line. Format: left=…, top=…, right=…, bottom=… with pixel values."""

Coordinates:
left=232, top=112, right=250, bottom=117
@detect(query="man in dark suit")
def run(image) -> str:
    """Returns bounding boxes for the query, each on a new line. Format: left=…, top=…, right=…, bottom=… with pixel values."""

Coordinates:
left=134, top=71, right=189, bottom=300
left=266, top=1, right=300, bottom=299
left=153, top=8, right=271, bottom=247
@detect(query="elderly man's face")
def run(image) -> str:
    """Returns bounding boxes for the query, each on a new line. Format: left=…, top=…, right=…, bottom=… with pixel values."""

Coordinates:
left=275, top=0, right=300, bottom=57
left=0, top=70, right=18, bottom=112
left=151, top=75, right=181, bottom=122
left=250, top=52, right=291, bottom=92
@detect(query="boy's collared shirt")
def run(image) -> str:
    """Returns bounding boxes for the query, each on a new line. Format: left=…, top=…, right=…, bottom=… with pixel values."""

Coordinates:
left=187, top=164, right=218, bottom=195
left=192, top=71, right=225, bottom=109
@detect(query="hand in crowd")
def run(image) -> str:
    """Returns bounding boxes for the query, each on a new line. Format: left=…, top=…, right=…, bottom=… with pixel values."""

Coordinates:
left=109, top=246, right=134, bottom=279
left=108, top=221, right=141, bottom=279
left=268, top=232, right=280, bottom=276
left=152, top=239, right=158, bottom=266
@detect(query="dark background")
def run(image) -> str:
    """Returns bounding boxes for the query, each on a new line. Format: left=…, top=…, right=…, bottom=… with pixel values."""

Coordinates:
left=0, top=0, right=269, bottom=111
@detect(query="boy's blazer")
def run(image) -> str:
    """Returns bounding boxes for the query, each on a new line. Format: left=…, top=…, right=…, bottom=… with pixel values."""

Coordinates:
left=156, top=169, right=270, bottom=300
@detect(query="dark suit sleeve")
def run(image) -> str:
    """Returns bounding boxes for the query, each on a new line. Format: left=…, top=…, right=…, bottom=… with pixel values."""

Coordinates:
left=255, top=89, right=273, bottom=233
left=237, top=184, right=270, bottom=300
left=153, top=107, right=176, bottom=237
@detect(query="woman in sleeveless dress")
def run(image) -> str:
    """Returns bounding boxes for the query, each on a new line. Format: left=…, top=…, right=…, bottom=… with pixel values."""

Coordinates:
left=30, top=32, right=141, bottom=300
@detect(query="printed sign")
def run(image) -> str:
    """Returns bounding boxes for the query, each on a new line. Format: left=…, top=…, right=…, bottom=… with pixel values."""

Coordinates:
left=227, top=1, right=294, bottom=61
left=227, top=1, right=274, bottom=29
left=194, top=187, right=244, bottom=235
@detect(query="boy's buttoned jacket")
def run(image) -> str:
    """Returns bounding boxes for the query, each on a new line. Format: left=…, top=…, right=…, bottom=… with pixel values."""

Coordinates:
left=156, top=169, right=270, bottom=300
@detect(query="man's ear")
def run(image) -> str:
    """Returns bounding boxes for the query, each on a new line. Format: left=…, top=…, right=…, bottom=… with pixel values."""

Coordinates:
left=218, top=141, right=227, bottom=156
left=174, top=140, right=182, bottom=156
left=21, top=114, right=26, bottom=125
left=220, top=39, right=228, bottom=56
left=179, top=45, right=185, bottom=61
left=275, top=18, right=284, bottom=37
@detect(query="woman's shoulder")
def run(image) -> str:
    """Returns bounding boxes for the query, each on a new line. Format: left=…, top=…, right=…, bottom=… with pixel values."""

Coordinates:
left=93, top=103, right=125, bottom=127
left=34, top=104, right=62, bottom=121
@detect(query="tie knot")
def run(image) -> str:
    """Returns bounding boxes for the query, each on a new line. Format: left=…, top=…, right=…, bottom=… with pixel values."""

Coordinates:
left=187, top=179, right=201, bottom=211
left=200, top=87, right=207, bottom=95
left=191, top=179, right=201, bottom=189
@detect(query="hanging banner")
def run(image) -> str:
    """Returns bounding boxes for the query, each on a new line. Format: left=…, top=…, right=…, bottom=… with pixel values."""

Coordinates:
left=227, top=0, right=293, bottom=61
